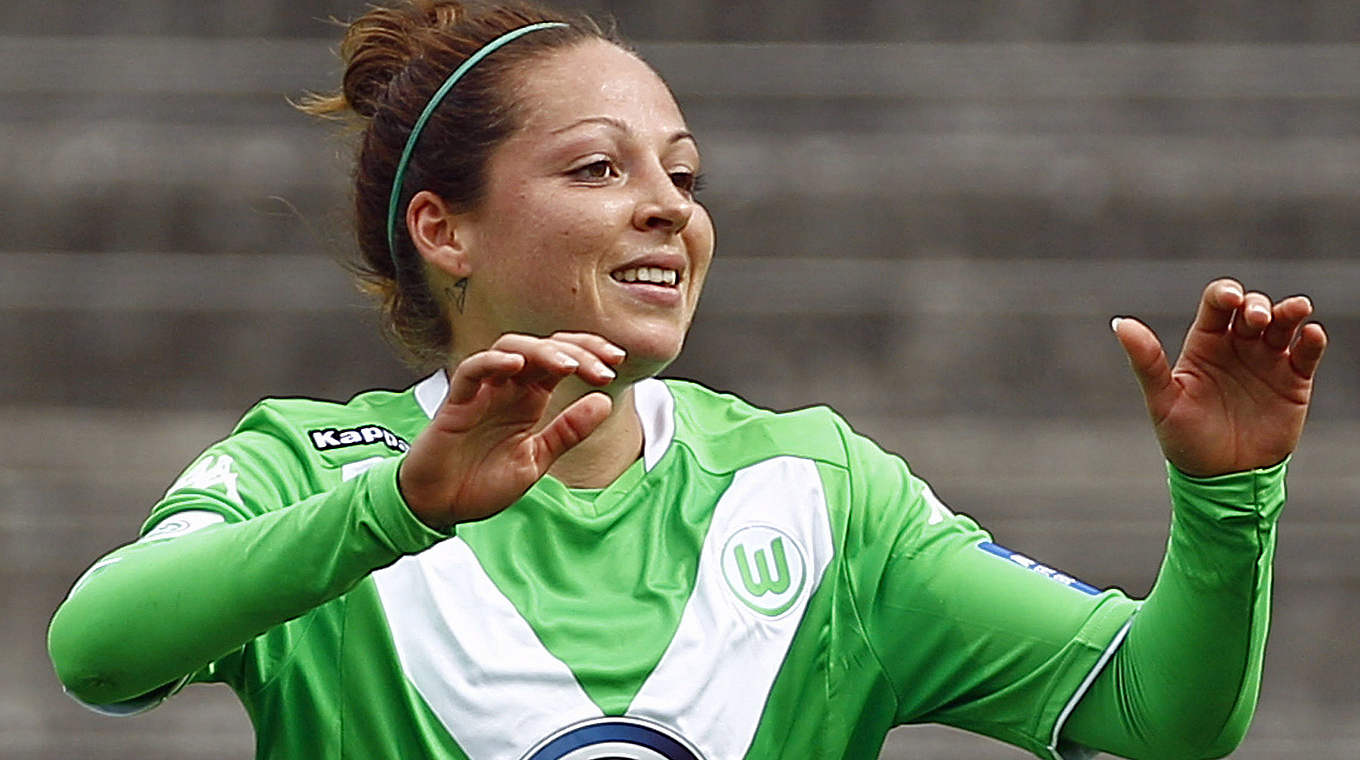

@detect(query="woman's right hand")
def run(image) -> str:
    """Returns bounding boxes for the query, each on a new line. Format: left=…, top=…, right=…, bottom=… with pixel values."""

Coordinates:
left=397, top=332, right=625, bottom=530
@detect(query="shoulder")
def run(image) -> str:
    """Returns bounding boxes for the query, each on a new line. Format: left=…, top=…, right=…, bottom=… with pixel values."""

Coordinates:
left=231, top=381, right=430, bottom=461
left=657, top=382, right=957, bottom=562
left=661, top=378, right=859, bottom=473
left=164, top=379, right=428, bottom=500
left=661, top=380, right=944, bottom=517
left=151, top=378, right=434, bottom=525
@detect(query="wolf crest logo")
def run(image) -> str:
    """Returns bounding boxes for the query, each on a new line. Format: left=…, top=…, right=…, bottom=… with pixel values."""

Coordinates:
left=720, top=525, right=808, bottom=618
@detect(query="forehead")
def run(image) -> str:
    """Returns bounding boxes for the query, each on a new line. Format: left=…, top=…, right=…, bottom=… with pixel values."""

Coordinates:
left=510, top=40, right=687, bottom=134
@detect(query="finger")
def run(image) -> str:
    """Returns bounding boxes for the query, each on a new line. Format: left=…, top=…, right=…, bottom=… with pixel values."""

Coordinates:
left=549, top=332, right=628, bottom=366
left=531, top=392, right=614, bottom=466
left=1262, top=295, right=1313, bottom=351
left=493, top=333, right=615, bottom=386
left=1113, top=316, right=1174, bottom=413
left=1190, top=278, right=1244, bottom=336
left=1290, top=322, right=1327, bottom=380
left=1230, top=291, right=1273, bottom=339
left=488, top=334, right=584, bottom=382
left=540, top=336, right=618, bottom=386
left=447, top=350, right=526, bottom=405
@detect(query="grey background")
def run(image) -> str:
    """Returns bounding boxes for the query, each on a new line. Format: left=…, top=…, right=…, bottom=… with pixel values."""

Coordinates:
left=3, top=1, right=1357, bottom=758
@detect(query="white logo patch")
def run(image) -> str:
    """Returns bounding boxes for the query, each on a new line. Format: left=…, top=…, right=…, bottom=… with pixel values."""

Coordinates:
left=167, top=454, right=240, bottom=503
left=138, top=510, right=226, bottom=543
left=719, top=525, right=808, bottom=618
left=922, top=484, right=954, bottom=525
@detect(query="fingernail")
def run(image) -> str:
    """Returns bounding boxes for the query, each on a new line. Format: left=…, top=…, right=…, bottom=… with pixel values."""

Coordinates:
left=606, top=345, right=626, bottom=359
left=556, top=353, right=579, bottom=368
left=599, top=366, right=616, bottom=379
left=1110, top=316, right=1123, bottom=332
left=1250, top=305, right=1269, bottom=319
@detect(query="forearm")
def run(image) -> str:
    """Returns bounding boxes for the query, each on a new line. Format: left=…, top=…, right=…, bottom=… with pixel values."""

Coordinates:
left=48, top=456, right=446, bottom=705
left=1061, top=461, right=1285, bottom=759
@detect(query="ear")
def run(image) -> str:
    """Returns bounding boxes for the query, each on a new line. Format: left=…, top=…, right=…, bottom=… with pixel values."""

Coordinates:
left=406, top=190, right=473, bottom=279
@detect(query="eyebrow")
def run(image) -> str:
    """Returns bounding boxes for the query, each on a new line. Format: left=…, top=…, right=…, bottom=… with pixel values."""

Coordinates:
left=551, top=115, right=697, bottom=147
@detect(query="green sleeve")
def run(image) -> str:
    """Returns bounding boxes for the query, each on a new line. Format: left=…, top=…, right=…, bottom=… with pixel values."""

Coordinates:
left=840, top=425, right=1139, bottom=759
left=1059, top=461, right=1286, bottom=760
left=47, top=454, right=448, bottom=707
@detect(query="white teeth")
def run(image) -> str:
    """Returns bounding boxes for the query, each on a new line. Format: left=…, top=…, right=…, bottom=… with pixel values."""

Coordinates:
left=612, top=267, right=679, bottom=286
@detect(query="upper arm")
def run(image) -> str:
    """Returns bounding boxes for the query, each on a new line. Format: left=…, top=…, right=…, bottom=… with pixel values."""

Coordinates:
left=144, top=424, right=312, bottom=532
left=839, top=427, right=1137, bottom=757
left=51, top=419, right=313, bottom=710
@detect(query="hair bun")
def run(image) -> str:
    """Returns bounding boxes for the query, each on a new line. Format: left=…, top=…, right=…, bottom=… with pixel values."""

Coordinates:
left=341, top=1, right=469, bottom=119
left=298, top=0, right=468, bottom=121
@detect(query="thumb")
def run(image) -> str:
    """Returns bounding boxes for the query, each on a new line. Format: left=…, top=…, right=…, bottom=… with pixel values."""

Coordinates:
left=1112, top=316, right=1173, bottom=413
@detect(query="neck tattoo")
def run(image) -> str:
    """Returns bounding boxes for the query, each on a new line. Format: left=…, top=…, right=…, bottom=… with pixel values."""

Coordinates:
left=449, top=278, right=469, bottom=314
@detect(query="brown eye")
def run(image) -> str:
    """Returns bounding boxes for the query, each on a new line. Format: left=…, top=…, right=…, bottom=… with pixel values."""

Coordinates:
left=671, top=171, right=706, bottom=196
left=573, top=160, right=617, bottom=181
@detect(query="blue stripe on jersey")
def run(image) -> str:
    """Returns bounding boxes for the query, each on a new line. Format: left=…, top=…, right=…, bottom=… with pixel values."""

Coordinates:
left=977, top=541, right=1102, bottom=596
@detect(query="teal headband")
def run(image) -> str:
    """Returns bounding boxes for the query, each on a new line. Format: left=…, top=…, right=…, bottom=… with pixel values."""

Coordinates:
left=386, top=21, right=569, bottom=258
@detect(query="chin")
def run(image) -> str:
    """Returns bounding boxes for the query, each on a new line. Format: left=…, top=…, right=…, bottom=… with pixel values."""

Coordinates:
left=614, top=332, right=686, bottom=380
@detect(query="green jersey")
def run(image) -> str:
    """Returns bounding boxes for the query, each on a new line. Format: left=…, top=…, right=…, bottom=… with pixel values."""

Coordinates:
left=51, top=373, right=1286, bottom=759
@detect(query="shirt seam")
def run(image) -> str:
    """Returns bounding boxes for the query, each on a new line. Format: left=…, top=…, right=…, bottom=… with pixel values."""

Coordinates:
left=829, top=419, right=900, bottom=719
left=1199, top=468, right=1270, bottom=753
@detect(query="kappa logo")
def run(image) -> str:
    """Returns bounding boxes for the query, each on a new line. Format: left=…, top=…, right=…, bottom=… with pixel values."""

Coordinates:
left=167, top=454, right=240, bottom=503
left=922, top=484, right=955, bottom=525
left=308, top=424, right=410, bottom=454
left=720, top=525, right=808, bottom=617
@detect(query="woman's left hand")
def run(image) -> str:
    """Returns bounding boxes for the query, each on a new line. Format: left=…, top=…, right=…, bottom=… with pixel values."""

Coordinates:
left=1113, top=278, right=1327, bottom=477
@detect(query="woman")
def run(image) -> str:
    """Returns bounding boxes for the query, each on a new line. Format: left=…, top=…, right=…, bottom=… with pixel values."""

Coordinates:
left=48, top=2, right=1327, bottom=758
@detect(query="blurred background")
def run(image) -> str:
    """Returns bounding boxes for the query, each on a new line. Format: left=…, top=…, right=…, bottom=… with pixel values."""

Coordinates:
left=3, top=1, right=1357, bottom=757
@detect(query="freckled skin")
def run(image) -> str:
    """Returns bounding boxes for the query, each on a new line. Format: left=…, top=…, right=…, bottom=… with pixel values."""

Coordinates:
left=448, top=40, right=715, bottom=381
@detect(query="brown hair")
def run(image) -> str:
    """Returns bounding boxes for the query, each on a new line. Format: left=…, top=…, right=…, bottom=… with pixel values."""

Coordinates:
left=300, top=0, right=619, bottom=368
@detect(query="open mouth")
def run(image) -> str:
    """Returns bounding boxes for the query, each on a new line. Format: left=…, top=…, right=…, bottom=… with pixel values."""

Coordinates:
left=611, top=266, right=680, bottom=287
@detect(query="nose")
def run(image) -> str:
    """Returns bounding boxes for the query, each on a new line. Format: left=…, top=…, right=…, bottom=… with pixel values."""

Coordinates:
left=631, top=168, right=693, bottom=235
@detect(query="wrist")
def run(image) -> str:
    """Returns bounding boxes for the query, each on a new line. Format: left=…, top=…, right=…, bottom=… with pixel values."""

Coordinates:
left=1166, top=457, right=1288, bottom=527
left=395, top=456, right=459, bottom=532
left=1166, top=456, right=1290, bottom=483
left=387, top=456, right=458, bottom=541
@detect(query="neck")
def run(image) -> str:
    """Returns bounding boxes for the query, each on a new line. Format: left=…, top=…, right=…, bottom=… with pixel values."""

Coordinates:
left=543, top=378, right=643, bottom=489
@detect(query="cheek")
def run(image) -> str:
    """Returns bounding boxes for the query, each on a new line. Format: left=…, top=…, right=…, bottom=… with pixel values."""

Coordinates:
left=685, top=210, right=717, bottom=288
left=500, top=195, right=626, bottom=308
left=523, top=193, right=631, bottom=263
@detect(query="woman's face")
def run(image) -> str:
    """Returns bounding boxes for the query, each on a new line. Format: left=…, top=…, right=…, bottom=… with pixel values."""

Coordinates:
left=450, top=39, right=714, bottom=378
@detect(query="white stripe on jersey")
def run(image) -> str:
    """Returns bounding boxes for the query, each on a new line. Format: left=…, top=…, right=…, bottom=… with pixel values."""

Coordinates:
left=414, top=369, right=449, bottom=420
left=372, top=538, right=604, bottom=759
left=632, top=378, right=676, bottom=472
left=628, top=455, right=835, bottom=759
left=371, top=455, right=835, bottom=760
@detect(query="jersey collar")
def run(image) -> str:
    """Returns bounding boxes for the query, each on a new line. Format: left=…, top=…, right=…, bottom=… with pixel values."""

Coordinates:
left=412, top=370, right=675, bottom=472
